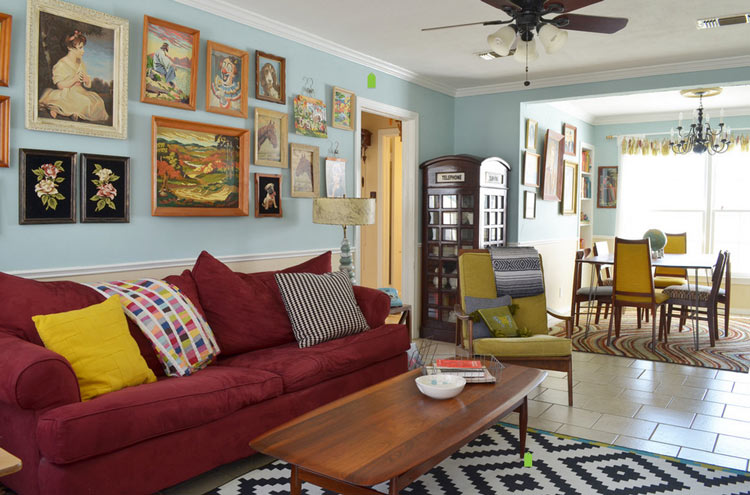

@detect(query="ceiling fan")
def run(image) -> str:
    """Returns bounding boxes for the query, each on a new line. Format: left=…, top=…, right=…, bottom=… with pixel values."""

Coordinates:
left=423, top=0, right=628, bottom=85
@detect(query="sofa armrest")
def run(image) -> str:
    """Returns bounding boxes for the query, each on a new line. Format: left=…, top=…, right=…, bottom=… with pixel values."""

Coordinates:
left=0, top=333, right=80, bottom=410
left=352, top=286, right=390, bottom=328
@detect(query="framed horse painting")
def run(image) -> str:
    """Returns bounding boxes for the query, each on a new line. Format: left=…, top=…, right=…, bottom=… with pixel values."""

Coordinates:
left=254, top=107, right=288, bottom=168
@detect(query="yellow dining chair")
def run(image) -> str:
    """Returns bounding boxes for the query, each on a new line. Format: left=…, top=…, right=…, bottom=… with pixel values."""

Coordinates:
left=455, top=249, right=574, bottom=405
left=608, top=237, right=669, bottom=349
left=653, top=232, right=688, bottom=288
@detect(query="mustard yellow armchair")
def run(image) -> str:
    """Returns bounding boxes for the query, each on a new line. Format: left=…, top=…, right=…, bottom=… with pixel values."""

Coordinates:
left=454, top=249, right=574, bottom=406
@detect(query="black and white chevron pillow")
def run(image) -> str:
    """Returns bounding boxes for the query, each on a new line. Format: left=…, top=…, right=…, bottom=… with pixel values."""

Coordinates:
left=275, top=270, right=370, bottom=348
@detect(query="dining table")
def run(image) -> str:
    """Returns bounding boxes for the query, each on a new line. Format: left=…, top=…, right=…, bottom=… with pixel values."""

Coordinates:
left=578, top=253, right=717, bottom=350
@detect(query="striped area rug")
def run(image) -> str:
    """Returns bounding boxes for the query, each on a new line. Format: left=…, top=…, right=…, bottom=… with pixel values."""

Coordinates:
left=551, top=311, right=750, bottom=372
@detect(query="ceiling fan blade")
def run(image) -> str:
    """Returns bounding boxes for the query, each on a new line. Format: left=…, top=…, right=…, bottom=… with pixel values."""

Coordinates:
left=557, top=13, right=628, bottom=33
left=421, top=20, right=501, bottom=31
left=545, top=0, right=602, bottom=13
left=481, top=0, right=521, bottom=11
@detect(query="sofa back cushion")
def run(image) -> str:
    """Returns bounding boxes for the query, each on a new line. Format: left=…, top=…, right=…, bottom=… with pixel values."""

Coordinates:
left=192, top=250, right=331, bottom=356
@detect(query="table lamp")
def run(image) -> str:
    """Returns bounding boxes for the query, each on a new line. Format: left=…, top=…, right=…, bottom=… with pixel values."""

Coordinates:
left=313, top=197, right=376, bottom=284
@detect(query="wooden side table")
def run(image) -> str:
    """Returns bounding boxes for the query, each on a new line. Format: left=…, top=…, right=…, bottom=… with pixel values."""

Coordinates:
left=0, top=448, right=22, bottom=477
left=389, top=304, right=411, bottom=330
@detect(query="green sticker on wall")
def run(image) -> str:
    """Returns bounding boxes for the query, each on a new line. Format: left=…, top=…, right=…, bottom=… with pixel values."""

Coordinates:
left=367, top=73, right=376, bottom=89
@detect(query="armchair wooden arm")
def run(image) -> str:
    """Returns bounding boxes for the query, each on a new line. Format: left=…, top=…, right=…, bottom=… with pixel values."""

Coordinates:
left=546, top=307, right=573, bottom=338
left=454, top=304, right=473, bottom=351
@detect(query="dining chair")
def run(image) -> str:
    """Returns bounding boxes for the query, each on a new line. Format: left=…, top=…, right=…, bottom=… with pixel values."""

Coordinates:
left=653, top=232, right=688, bottom=288
left=570, top=249, right=612, bottom=329
left=592, top=241, right=612, bottom=323
left=607, top=237, right=669, bottom=348
left=716, top=251, right=731, bottom=337
left=661, top=251, right=727, bottom=347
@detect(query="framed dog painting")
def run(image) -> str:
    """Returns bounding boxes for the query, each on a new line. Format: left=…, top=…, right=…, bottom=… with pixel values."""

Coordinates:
left=254, top=173, right=282, bottom=218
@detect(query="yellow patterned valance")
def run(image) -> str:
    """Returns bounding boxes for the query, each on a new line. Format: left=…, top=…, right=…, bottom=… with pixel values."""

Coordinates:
left=620, top=134, right=750, bottom=155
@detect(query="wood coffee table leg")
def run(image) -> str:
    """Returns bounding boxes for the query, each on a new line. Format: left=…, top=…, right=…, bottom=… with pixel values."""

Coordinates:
left=519, top=396, right=528, bottom=458
left=290, top=464, right=301, bottom=495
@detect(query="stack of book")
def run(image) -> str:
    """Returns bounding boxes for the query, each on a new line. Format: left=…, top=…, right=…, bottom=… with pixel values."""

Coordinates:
left=427, top=359, right=496, bottom=383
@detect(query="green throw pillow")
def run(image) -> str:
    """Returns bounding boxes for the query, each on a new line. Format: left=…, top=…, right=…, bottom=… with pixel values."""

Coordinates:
left=477, top=306, right=520, bottom=338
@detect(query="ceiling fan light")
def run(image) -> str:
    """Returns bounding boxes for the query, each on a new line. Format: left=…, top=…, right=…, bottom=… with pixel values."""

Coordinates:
left=487, top=25, right=516, bottom=56
left=513, top=39, right=539, bottom=63
left=538, top=24, right=567, bottom=54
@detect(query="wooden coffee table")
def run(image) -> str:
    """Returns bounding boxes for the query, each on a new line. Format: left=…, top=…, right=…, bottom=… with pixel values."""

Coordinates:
left=0, top=447, right=22, bottom=477
left=250, top=364, right=546, bottom=495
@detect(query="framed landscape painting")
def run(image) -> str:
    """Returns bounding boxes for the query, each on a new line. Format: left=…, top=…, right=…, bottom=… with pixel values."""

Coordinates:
left=598, top=166, right=618, bottom=208
left=294, top=94, right=327, bottom=138
left=152, top=116, right=249, bottom=216
left=19, top=148, right=76, bottom=224
left=331, top=86, right=355, bottom=131
left=205, top=40, right=248, bottom=118
left=0, top=96, right=8, bottom=167
left=80, top=153, right=129, bottom=223
left=290, top=143, right=319, bottom=198
left=254, top=173, right=282, bottom=218
left=141, top=16, right=199, bottom=111
left=0, top=13, right=11, bottom=86
left=255, top=51, right=285, bottom=105
left=541, top=129, right=564, bottom=201
left=254, top=107, right=288, bottom=168
left=25, top=0, right=129, bottom=139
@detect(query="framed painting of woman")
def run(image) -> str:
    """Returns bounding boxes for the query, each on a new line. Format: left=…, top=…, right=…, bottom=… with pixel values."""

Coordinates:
left=205, top=40, right=248, bottom=118
left=541, top=129, right=564, bottom=201
left=25, top=0, right=128, bottom=139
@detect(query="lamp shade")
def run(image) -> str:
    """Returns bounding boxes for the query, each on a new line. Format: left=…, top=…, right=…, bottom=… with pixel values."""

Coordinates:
left=538, top=24, right=567, bottom=54
left=313, top=198, right=376, bottom=226
left=513, top=39, right=539, bottom=63
left=487, top=25, right=516, bottom=56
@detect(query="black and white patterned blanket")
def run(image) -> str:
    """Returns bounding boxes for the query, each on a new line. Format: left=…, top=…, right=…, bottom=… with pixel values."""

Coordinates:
left=489, top=247, right=545, bottom=299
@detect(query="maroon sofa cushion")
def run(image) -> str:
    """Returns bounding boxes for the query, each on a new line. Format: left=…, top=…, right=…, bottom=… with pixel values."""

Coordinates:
left=36, top=366, right=283, bottom=464
left=219, top=323, right=410, bottom=393
left=192, top=251, right=331, bottom=356
left=164, top=269, right=207, bottom=318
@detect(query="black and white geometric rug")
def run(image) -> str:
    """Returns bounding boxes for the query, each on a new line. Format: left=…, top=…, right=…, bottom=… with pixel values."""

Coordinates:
left=204, top=424, right=750, bottom=495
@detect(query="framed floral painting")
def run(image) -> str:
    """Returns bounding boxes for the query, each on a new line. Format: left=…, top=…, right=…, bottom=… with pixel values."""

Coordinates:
left=290, top=142, right=319, bottom=198
left=331, top=87, right=355, bottom=131
left=141, top=16, right=199, bottom=111
left=294, top=94, right=327, bottom=138
left=0, top=95, right=8, bottom=167
left=0, top=12, right=12, bottom=87
left=254, top=107, right=288, bottom=168
left=255, top=173, right=282, bottom=218
left=206, top=40, right=248, bottom=118
left=255, top=51, right=285, bottom=104
left=152, top=116, right=250, bottom=216
left=25, top=0, right=129, bottom=139
left=19, top=148, right=76, bottom=224
left=80, top=153, right=129, bottom=223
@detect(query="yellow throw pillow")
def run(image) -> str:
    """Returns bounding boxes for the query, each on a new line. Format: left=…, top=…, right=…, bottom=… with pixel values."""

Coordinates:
left=33, top=295, right=156, bottom=401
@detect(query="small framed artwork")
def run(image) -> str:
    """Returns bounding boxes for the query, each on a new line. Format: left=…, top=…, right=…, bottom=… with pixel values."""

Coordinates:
left=19, top=149, right=76, bottom=224
left=325, top=157, right=346, bottom=197
left=525, top=118, right=537, bottom=150
left=254, top=107, right=288, bottom=168
left=0, top=12, right=11, bottom=86
left=561, top=160, right=577, bottom=215
left=141, top=16, right=199, bottom=111
left=290, top=143, right=320, bottom=198
left=254, top=173, right=282, bottom=218
left=563, top=123, right=577, bottom=156
left=255, top=50, right=285, bottom=104
left=294, top=94, right=328, bottom=138
left=152, top=116, right=250, bottom=216
left=598, top=166, right=618, bottom=208
left=80, top=153, right=129, bottom=223
left=25, top=0, right=128, bottom=139
left=0, top=95, right=8, bottom=167
left=331, top=86, right=355, bottom=131
left=523, top=191, right=536, bottom=219
left=541, top=129, right=564, bottom=201
left=205, top=40, right=248, bottom=118
left=523, top=151, right=540, bottom=187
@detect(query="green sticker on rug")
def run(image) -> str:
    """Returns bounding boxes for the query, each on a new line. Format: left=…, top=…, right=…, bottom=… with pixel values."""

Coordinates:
left=524, top=452, right=532, bottom=467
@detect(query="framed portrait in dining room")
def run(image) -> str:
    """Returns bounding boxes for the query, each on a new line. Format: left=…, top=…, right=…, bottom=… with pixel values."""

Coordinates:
left=525, top=118, right=537, bottom=150
left=561, top=160, right=577, bottom=215
left=0, top=95, right=9, bottom=168
left=254, top=107, right=288, bottom=168
left=597, top=166, right=618, bottom=208
left=25, top=0, right=129, bottom=139
left=19, top=148, right=76, bottom=224
left=563, top=123, right=577, bottom=157
left=540, top=129, right=564, bottom=201
left=205, top=40, right=248, bottom=118
left=0, top=12, right=12, bottom=87
left=80, top=153, right=129, bottom=223
left=255, top=51, right=285, bottom=104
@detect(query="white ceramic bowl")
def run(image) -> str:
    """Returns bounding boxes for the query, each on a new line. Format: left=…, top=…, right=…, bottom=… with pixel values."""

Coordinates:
left=415, top=374, right=466, bottom=399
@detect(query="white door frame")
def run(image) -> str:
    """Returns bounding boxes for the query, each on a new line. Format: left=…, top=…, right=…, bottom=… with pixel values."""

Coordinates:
left=355, top=98, right=419, bottom=337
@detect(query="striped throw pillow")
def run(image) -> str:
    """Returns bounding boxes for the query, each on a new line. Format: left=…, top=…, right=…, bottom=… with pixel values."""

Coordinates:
left=275, top=271, right=370, bottom=348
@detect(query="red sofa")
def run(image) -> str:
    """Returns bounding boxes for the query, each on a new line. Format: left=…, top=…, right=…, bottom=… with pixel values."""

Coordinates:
left=0, top=251, right=410, bottom=495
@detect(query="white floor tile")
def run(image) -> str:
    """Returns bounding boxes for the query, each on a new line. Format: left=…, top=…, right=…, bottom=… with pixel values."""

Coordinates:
left=651, top=424, right=716, bottom=451
left=636, top=405, right=695, bottom=428
left=538, top=404, right=602, bottom=429
left=723, top=404, right=750, bottom=422
left=692, top=414, right=750, bottom=439
left=677, top=447, right=748, bottom=471
left=556, top=424, right=618, bottom=444
left=667, top=397, right=725, bottom=417
left=591, top=414, right=657, bottom=439
left=614, top=435, right=680, bottom=457
left=713, top=434, right=750, bottom=461
left=683, top=376, right=734, bottom=392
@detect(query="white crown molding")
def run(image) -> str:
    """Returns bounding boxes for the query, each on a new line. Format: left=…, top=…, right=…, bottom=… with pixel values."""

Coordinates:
left=174, top=0, right=456, bottom=96
left=10, top=247, right=343, bottom=280
left=546, top=101, right=596, bottom=125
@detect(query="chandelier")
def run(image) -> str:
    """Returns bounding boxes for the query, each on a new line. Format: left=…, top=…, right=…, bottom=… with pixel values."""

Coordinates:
left=670, top=88, right=731, bottom=155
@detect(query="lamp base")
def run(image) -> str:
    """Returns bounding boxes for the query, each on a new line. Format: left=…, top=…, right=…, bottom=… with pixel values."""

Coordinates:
left=339, top=226, right=356, bottom=285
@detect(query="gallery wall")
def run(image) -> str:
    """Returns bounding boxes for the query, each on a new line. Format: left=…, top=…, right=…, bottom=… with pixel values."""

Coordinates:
left=0, top=0, right=455, bottom=273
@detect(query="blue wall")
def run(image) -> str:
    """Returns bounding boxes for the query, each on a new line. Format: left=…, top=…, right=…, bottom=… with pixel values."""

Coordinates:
left=0, top=0, right=455, bottom=271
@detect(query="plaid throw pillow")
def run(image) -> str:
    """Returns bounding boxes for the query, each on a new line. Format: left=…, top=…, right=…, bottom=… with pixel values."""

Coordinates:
left=275, top=271, right=370, bottom=348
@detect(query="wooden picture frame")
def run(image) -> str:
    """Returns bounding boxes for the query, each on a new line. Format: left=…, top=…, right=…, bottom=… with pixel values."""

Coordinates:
left=563, top=123, right=577, bottom=157
left=541, top=129, right=564, bottom=201
left=0, top=95, right=8, bottom=168
left=524, top=191, right=536, bottom=219
left=289, top=143, right=319, bottom=198
left=597, top=166, right=618, bottom=208
left=522, top=151, right=540, bottom=187
left=525, top=118, right=537, bottom=150
left=254, top=107, right=288, bottom=168
left=331, top=86, right=355, bottom=131
left=0, top=13, right=12, bottom=87
left=561, top=160, right=577, bottom=215
left=205, top=40, right=248, bottom=118
left=254, top=173, right=282, bottom=217
left=19, top=148, right=76, bottom=224
left=294, top=94, right=327, bottom=138
left=80, top=153, right=129, bottom=223
left=141, top=16, right=199, bottom=111
left=325, top=157, right=346, bottom=197
left=151, top=116, right=249, bottom=216
left=255, top=50, right=285, bottom=104
left=25, top=0, right=128, bottom=139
